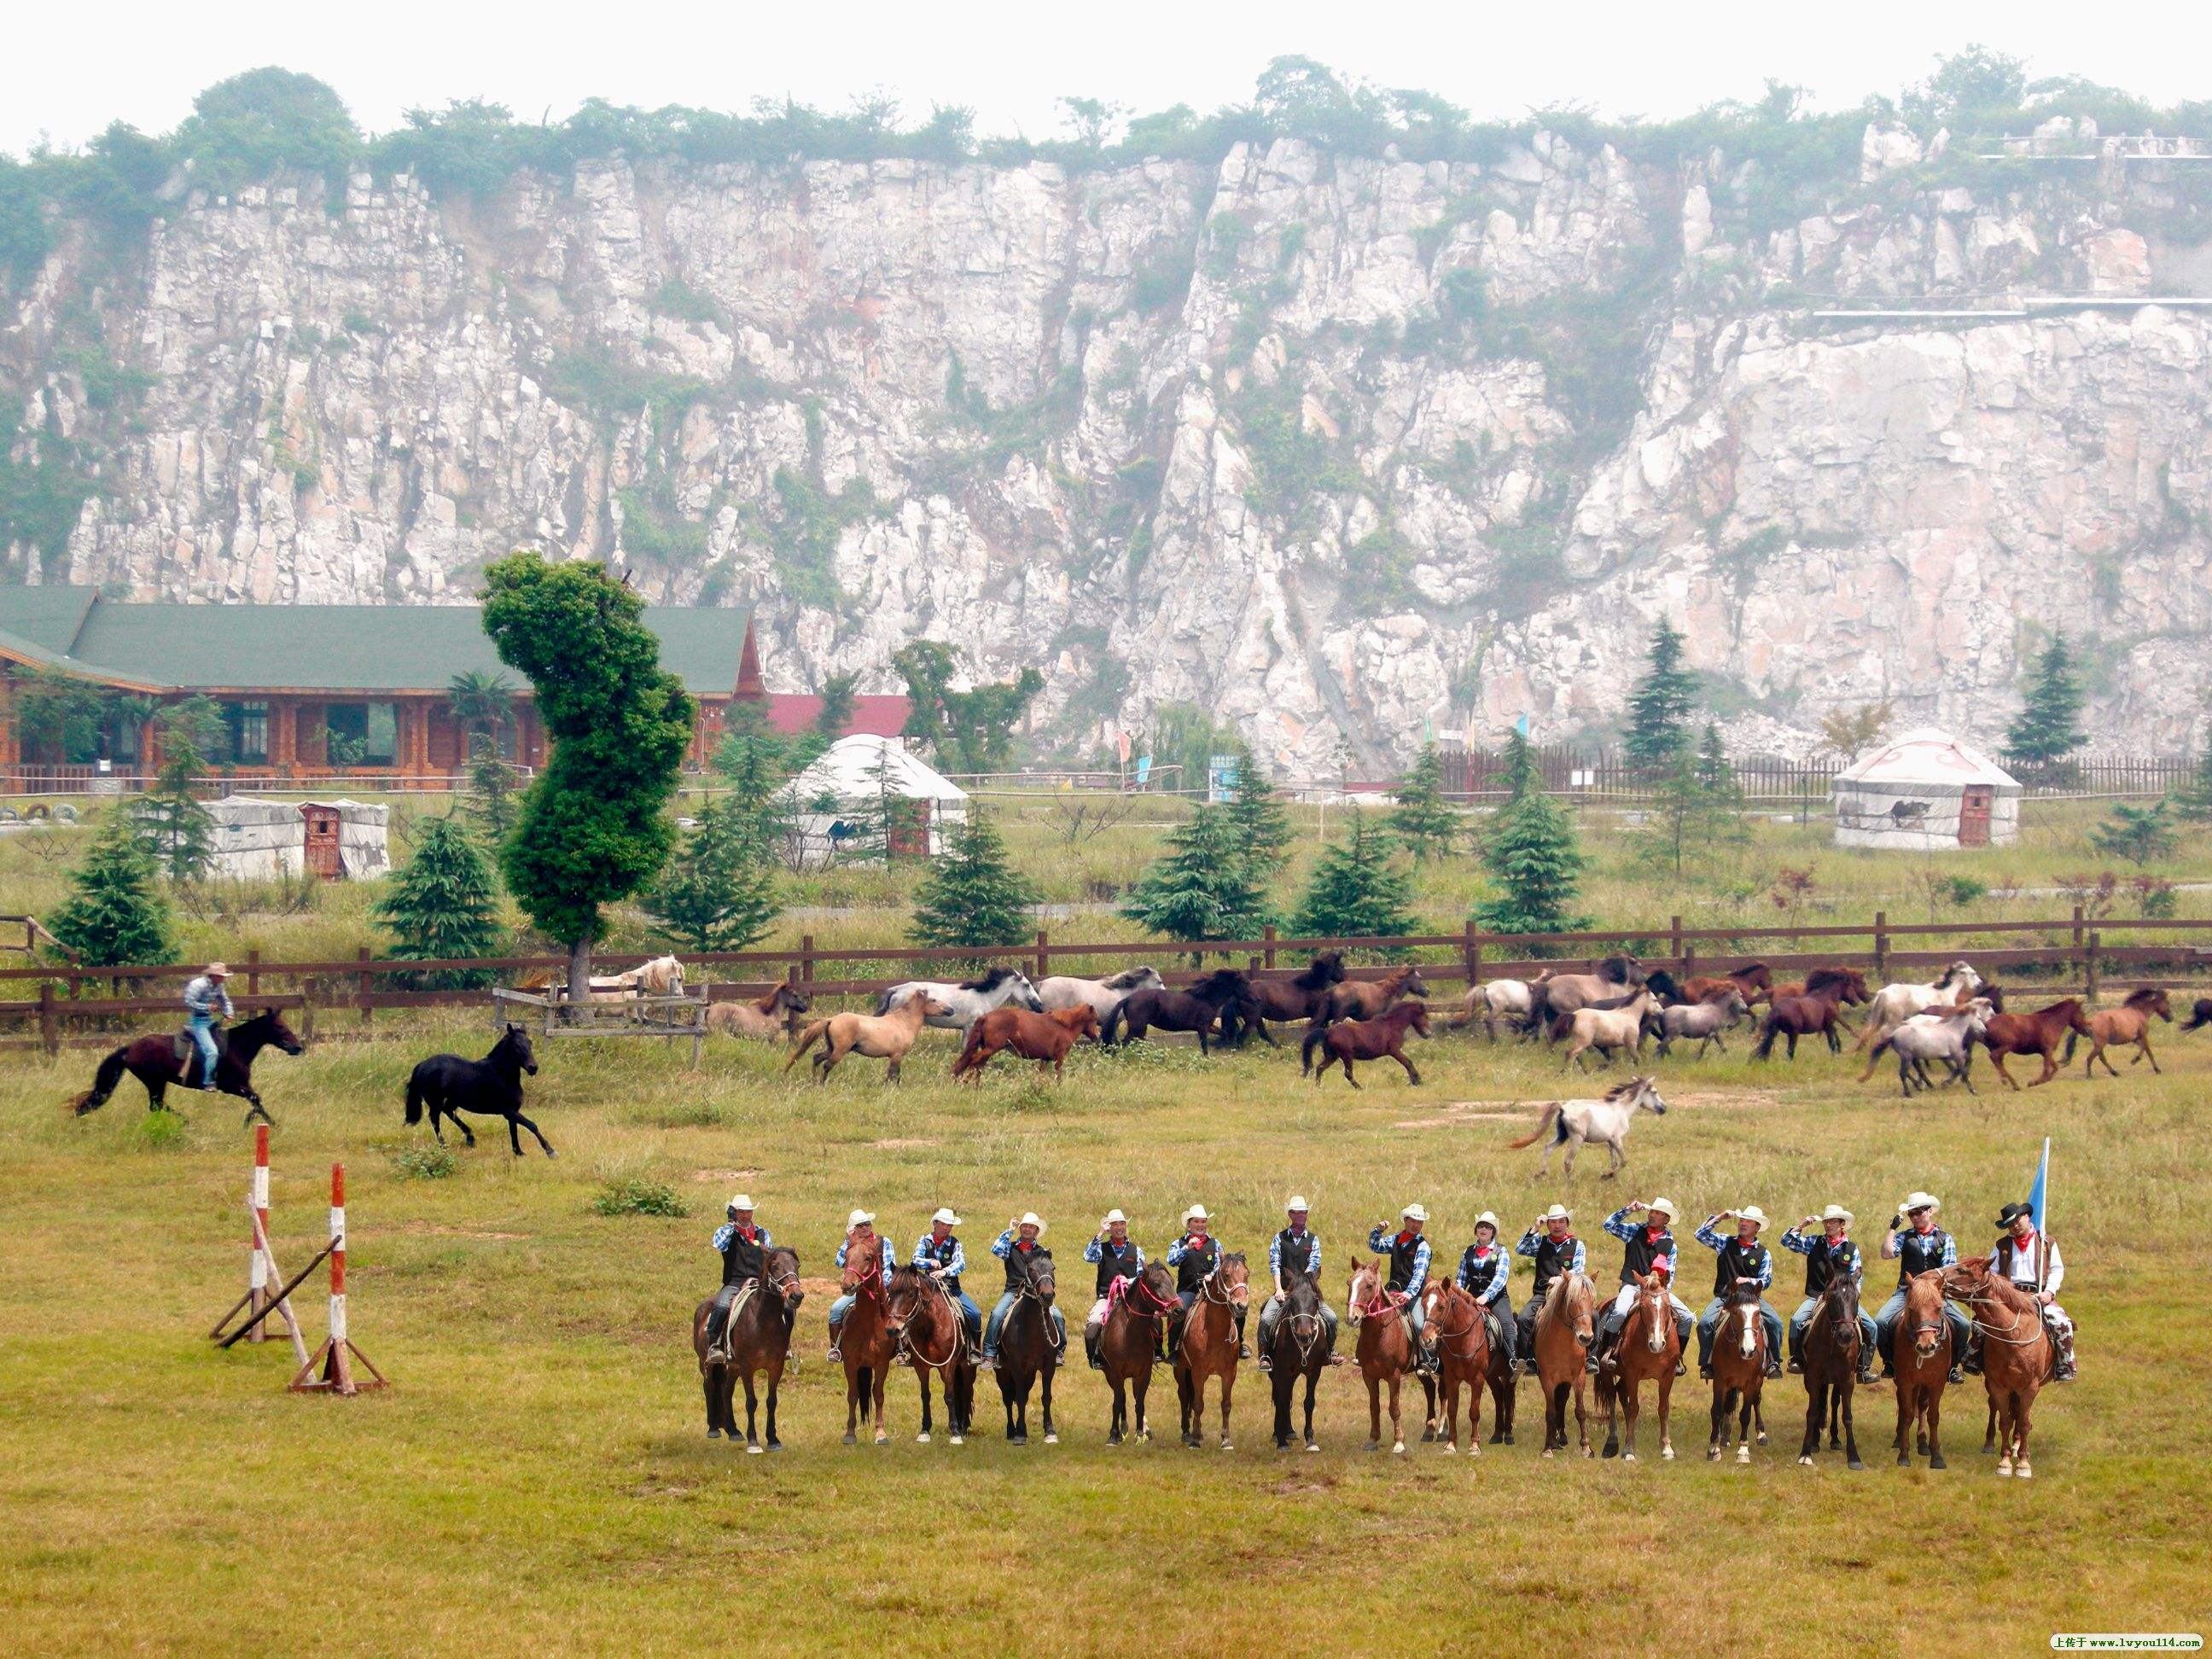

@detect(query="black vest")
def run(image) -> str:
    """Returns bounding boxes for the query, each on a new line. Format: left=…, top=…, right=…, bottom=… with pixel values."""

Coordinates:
left=1458, top=1245, right=1505, bottom=1298
left=719, top=1225, right=765, bottom=1288
left=1893, top=1227, right=1951, bottom=1285
left=1620, top=1225, right=1675, bottom=1285
left=1384, top=1231, right=1424, bottom=1292
left=1710, top=1237, right=1770, bottom=1299
left=1276, top=1228, right=1317, bottom=1278
left=1530, top=1235, right=1580, bottom=1296
left=1093, top=1239, right=1142, bottom=1296
left=1002, top=1238, right=1051, bottom=1289
left=1993, top=1233, right=2045, bottom=1286
left=1175, top=1235, right=1220, bottom=1293
left=1802, top=1236, right=1860, bottom=1294
left=917, top=1233, right=962, bottom=1295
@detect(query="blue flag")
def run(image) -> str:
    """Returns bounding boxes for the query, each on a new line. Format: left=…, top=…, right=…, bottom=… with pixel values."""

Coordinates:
left=1515, top=713, right=1529, bottom=738
left=2025, top=1137, right=2051, bottom=1231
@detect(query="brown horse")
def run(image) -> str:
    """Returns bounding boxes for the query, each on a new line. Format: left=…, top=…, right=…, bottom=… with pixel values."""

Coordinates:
left=1891, top=1269, right=1953, bottom=1470
left=1706, top=1279, right=1771, bottom=1464
left=1266, top=1269, right=1337, bottom=1452
left=1978, top=998, right=2093, bottom=1089
left=1768, top=965, right=1870, bottom=1007
left=1100, top=1259, right=1179, bottom=1444
left=1942, top=1256, right=2052, bottom=1478
left=704, top=979, right=811, bottom=1040
left=1302, top=999, right=1431, bottom=1086
left=2071, top=985, right=2171, bottom=1077
left=1348, top=1258, right=1429, bottom=1453
left=1315, top=963, right=1431, bottom=1024
left=690, top=1246, right=804, bottom=1451
left=1419, top=1277, right=1494, bottom=1454
left=72, top=1007, right=305, bottom=1127
left=836, top=1234, right=897, bottom=1446
left=1751, top=968, right=1868, bottom=1060
left=1596, top=1270, right=1681, bottom=1462
left=1795, top=1272, right=1866, bottom=1470
left=1684, top=960, right=1772, bottom=1008
left=950, top=1004, right=1097, bottom=1080
left=1534, top=1269, right=1598, bottom=1458
left=785, top=993, right=946, bottom=1084
left=887, top=1264, right=975, bottom=1445
left=1174, top=1251, right=1249, bottom=1450
left=1234, top=952, right=1346, bottom=1044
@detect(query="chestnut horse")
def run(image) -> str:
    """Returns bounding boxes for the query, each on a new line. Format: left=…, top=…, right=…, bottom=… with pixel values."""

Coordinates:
left=704, top=979, right=811, bottom=1040
left=950, top=1004, right=1097, bottom=1080
left=1348, top=1259, right=1432, bottom=1453
left=690, top=1246, right=804, bottom=1451
left=1752, top=968, right=1868, bottom=1060
left=1174, top=1252, right=1249, bottom=1450
left=837, top=1233, right=897, bottom=1446
left=1267, top=1269, right=1336, bottom=1452
left=992, top=1246, right=1062, bottom=1445
left=1303, top=999, right=1431, bottom=1086
left=1706, top=1278, right=1770, bottom=1464
left=2070, top=985, right=2171, bottom=1077
left=1534, top=1269, right=1598, bottom=1458
left=1683, top=960, right=1772, bottom=1008
left=1100, top=1259, right=1179, bottom=1445
left=1977, top=998, right=2093, bottom=1089
left=1418, top=1277, right=1493, bottom=1454
left=1315, top=963, right=1430, bottom=1024
left=1596, top=1270, right=1681, bottom=1461
left=1796, top=1272, right=1866, bottom=1470
left=1891, top=1269, right=1953, bottom=1470
left=1943, top=1256, right=2052, bottom=1478
left=888, top=1265, right=975, bottom=1446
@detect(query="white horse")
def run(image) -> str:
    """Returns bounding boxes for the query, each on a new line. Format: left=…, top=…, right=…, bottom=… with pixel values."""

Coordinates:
left=874, top=967, right=1045, bottom=1032
left=1506, top=1075, right=1668, bottom=1179
left=1868, top=999, right=1991, bottom=1097
left=1458, top=979, right=1537, bottom=1041
left=1854, top=961, right=1981, bottom=1051
left=1038, top=965, right=1162, bottom=1022
left=571, top=954, right=685, bottom=1003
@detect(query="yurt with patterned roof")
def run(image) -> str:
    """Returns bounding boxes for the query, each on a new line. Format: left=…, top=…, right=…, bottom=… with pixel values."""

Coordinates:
left=1831, top=729, right=2020, bottom=851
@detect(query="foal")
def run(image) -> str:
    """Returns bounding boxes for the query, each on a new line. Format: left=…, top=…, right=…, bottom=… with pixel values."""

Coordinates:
left=2071, top=986, right=2170, bottom=1077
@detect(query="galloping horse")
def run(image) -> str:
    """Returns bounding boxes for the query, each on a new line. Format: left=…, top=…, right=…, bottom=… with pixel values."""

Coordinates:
left=73, top=1006, right=304, bottom=1127
left=1891, top=1269, right=1953, bottom=1470
left=1796, top=1272, right=1866, bottom=1470
left=1102, top=969, right=1260, bottom=1053
left=2070, top=985, right=2171, bottom=1077
left=1706, top=1278, right=1771, bottom=1464
left=785, top=994, right=947, bottom=1083
left=1266, top=1268, right=1336, bottom=1452
left=1528, top=956, right=1645, bottom=1032
left=1656, top=988, right=1749, bottom=1058
left=1231, top=952, right=1346, bottom=1045
left=1174, top=1251, right=1249, bottom=1450
left=403, top=1024, right=548, bottom=1155
left=1854, top=961, right=1982, bottom=1050
left=1418, top=1277, right=1493, bottom=1454
left=1682, top=961, right=1771, bottom=1008
left=703, top=980, right=811, bottom=1040
left=1037, top=965, right=1162, bottom=1022
left=1866, top=1000, right=1991, bottom=1097
left=1559, top=989, right=1658, bottom=1070
left=690, top=1246, right=803, bottom=1451
left=1457, top=978, right=1537, bottom=1041
left=1100, top=1259, right=1179, bottom=1445
left=1752, top=967, right=1868, bottom=1059
left=1302, top=999, right=1430, bottom=1086
left=888, top=1265, right=975, bottom=1446
left=1534, top=1269, right=1598, bottom=1457
left=1506, top=1075, right=1667, bottom=1178
left=1316, top=964, right=1429, bottom=1025
left=837, top=1233, right=898, bottom=1446
left=1348, top=1258, right=1433, bottom=1454
left=1977, top=998, right=2093, bottom=1089
left=1596, top=1270, right=1682, bottom=1461
left=875, top=966, right=1045, bottom=1031
left=992, top=1248, right=1062, bottom=1445
left=949, top=1004, right=1097, bottom=1081
left=1942, top=1256, right=2052, bottom=1478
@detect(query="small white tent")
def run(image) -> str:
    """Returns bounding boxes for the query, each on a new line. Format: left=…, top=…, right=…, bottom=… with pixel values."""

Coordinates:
left=202, top=796, right=390, bottom=879
left=776, top=736, right=969, bottom=868
left=1831, top=729, right=2020, bottom=851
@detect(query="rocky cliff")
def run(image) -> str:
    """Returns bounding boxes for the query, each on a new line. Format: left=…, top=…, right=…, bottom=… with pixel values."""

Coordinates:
left=9, top=116, right=2212, bottom=771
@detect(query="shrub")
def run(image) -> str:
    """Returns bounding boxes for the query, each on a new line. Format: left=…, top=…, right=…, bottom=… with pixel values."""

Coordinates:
left=591, top=1177, right=689, bottom=1218
left=392, top=1143, right=458, bottom=1180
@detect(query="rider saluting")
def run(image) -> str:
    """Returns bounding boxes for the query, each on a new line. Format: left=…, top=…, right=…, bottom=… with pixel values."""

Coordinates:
left=704, top=1195, right=773, bottom=1361
left=183, top=962, right=233, bottom=1091
left=1692, top=1207, right=1784, bottom=1380
left=1365, top=1205, right=1434, bottom=1376
left=912, top=1208, right=984, bottom=1365
left=1591, top=1198, right=1695, bottom=1377
left=1975, top=1201, right=2076, bottom=1382
left=1874, top=1191, right=1970, bottom=1384
left=1257, top=1196, right=1336, bottom=1373
left=1514, top=1204, right=1585, bottom=1376
left=982, top=1213, right=1063, bottom=1369
left=1081, top=1210, right=1146, bottom=1371
left=825, top=1208, right=894, bottom=1362
left=1781, top=1204, right=1877, bottom=1383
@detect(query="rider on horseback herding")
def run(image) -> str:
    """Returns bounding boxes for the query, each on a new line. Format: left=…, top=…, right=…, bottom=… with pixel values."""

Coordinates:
left=1257, top=1196, right=1337, bottom=1371
left=1873, top=1191, right=1970, bottom=1384
left=1591, top=1198, right=1694, bottom=1376
left=1692, top=1207, right=1784, bottom=1380
left=825, top=1208, right=894, bottom=1361
left=704, top=1195, right=772, bottom=1360
left=1453, top=1211, right=1515, bottom=1367
left=1514, top=1204, right=1586, bottom=1375
left=1082, top=1210, right=1147, bottom=1370
left=1782, top=1204, right=1877, bottom=1382
left=1971, top=1201, right=2076, bottom=1382
left=1167, top=1206, right=1248, bottom=1359
left=183, top=961, right=232, bottom=1090
left=913, top=1208, right=983, bottom=1364
left=982, top=1213, right=1064, bottom=1367
left=1364, top=1205, right=1434, bottom=1375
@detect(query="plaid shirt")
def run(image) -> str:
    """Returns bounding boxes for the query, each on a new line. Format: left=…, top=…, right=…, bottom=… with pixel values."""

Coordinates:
left=1516, top=1229, right=1586, bottom=1275
left=1166, top=1233, right=1220, bottom=1266
left=835, top=1232, right=894, bottom=1284
left=990, top=1228, right=1046, bottom=1260
left=1366, top=1226, right=1431, bottom=1297
left=1455, top=1244, right=1511, bottom=1304
left=1693, top=1217, right=1774, bottom=1289
left=1268, top=1229, right=1322, bottom=1284
left=711, top=1223, right=772, bottom=1254
left=1082, top=1237, right=1147, bottom=1267
left=184, top=975, right=233, bottom=1021
left=911, top=1234, right=966, bottom=1278
left=1780, top=1227, right=1863, bottom=1284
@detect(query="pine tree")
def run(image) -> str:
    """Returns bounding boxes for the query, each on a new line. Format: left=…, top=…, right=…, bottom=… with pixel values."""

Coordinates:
left=462, top=734, right=521, bottom=847
left=910, top=810, right=1037, bottom=952
left=48, top=810, right=174, bottom=967
left=131, top=700, right=220, bottom=882
left=373, top=815, right=504, bottom=988
left=1475, top=730, right=1589, bottom=937
left=1622, top=617, right=1698, bottom=771
left=1121, top=805, right=1271, bottom=947
left=1637, top=727, right=1748, bottom=877
left=644, top=799, right=780, bottom=952
left=2005, top=635, right=2086, bottom=776
left=2170, top=749, right=2212, bottom=824
left=2088, top=800, right=2177, bottom=867
left=1222, top=739, right=1295, bottom=887
left=1388, top=742, right=1462, bottom=861
left=1294, top=807, right=1416, bottom=940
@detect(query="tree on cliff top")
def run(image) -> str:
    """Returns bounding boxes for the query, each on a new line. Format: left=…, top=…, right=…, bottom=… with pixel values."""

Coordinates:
left=480, top=552, right=693, bottom=999
left=2004, top=635, right=2086, bottom=777
left=174, top=68, right=363, bottom=194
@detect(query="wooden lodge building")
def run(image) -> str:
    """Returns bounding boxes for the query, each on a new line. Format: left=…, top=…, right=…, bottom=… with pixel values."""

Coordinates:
left=0, top=587, right=908, bottom=786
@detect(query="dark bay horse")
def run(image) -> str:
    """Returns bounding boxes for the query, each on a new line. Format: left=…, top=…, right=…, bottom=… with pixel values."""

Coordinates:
left=73, top=1006, right=304, bottom=1127
left=1231, top=952, right=1345, bottom=1045
left=1796, top=1273, right=1866, bottom=1470
left=888, top=1265, right=975, bottom=1446
left=404, top=1024, right=547, bottom=1155
left=690, top=1246, right=803, bottom=1451
left=1102, top=969, right=1260, bottom=1054
left=1267, top=1269, right=1336, bottom=1452
left=993, top=1249, right=1062, bottom=1445
left=1752, top=968, right=1866, bottom=1060
left=1101, top=1259, right=1179, bottom=1444
left=1302, top=999, right=1431, bottom=1086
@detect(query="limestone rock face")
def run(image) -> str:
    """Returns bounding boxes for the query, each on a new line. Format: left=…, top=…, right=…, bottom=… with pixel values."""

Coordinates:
left=9, top=137, right=2212, bottom=769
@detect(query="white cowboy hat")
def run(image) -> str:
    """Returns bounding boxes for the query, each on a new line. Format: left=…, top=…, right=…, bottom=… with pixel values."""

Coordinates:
left=1285, top=1196, right=1310, bottom=1213
left=1473, top=1211, right=1500, bottom=1232
left=1819, top=1204, right=1854, bottom=1225
left=1184, top=1204, right=1210, bottom=1224
left=205, top=961, right=230, bottom=977
left=847, top=1208, right=875, bottom=1228
left=1735, top=1206, right=1767, bottom=1227
left=1102, top=1209, right=1127, bottom=1226
left=1400, top=1202, right=1429, bottom=1224
left=1901, top=1191, right=1941, bottom=1214
left=1542, top=1203, right=1572, bottom=1223
left=1647, top=1197, right=1678, bottom=1222
left=729, top=1194, right=755, bottom=1212
left=930, top=1207, right=962, bottom=1226
left=1016, top=1211, right=1045, bottom=1236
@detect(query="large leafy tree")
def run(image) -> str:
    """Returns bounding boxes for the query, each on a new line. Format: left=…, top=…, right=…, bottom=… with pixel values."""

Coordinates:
left=1388, top=741, right=1462, bottom=861
left=480, top=553, right=694, bottom=998
left=374, top=815, right=503, bottom=987
left=1623, top=616, right=1698, bottom=771
left=48, top=809, right=172, bottom=966
left=1475, top=729, right=1589, bottom=937
left=645, top=798, right=779, bottom=952
left=893, top=640, right=1043, bottom=774
left=1121, top=805, right=1270, bottom=948
left=910, top=811, right=1036, bottom=952
left=1294, top=807, right=1416, bottom=940
left=2005, top=634, right=2086, bottom=775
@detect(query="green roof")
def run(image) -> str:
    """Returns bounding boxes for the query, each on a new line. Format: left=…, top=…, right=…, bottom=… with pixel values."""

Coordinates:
left=0, top=588, right=752, bottom=696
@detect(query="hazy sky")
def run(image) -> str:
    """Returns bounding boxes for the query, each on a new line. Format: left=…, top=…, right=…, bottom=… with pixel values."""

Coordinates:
left=9, top=0, right=2211, bottom=155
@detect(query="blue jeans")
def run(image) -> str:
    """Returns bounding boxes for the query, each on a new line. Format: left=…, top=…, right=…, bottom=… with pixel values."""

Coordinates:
left=984, top=1290, right=1064, bottom=1355
left=1790, top=1296, right=1877, bottom=1363
left=188, top=1017, right=219, bottom=1086
left=1871, top=1286, right=1971, bottom=1369
left=1697, top=1297, right=1783, bottom=1367
left=827, top=1292, right=854, bottom=1335
left=953, top=1291, right=981, bottom=1346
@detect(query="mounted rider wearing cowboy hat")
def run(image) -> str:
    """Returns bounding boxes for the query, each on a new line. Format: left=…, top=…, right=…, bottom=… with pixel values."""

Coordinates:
left=911, top=1208, right=983, bottom=1364
left=1257, top=1196, right=1337, bottom=1371
left=704, top=1195, right=773, bottom=1359
left=1591, top=1198, right=1695, bottom=1377
left=1969, top=1201, right=2075, bottom=1382
left=1692, top=1206, right=1784, bottom=1379
left=1873, top=1191, right=1971, bottom=1384
left=825, top=1208, right=894, bottom=1362
left=1167, top=1205, right=1248, bottom=1358
left=1452, top=1211, right=1515, bottom=1367
left=1081, top=1209, right=1147, bottom=1370
left=1514, top=1204, right=1586, bottom=1376
left=981, top=1213, right=1064, bottom=1366
left=1782, top=1204, right=1878, bottom=1382
left=183, top=962, right=233, bottom=1091
left=1365, top=1204, right=1435, bottom=1374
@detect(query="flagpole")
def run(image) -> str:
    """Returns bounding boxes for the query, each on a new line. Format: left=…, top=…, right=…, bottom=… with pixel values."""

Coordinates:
left=2036, top=1137, right=2051, bottom=1293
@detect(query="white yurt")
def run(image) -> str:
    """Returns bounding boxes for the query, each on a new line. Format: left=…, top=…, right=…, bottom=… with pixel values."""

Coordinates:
left=1831, top=729, right=2021, bottom=851
left=202, top=796, right=390, bottom=880
left=776, top=736, right=969, bottom=868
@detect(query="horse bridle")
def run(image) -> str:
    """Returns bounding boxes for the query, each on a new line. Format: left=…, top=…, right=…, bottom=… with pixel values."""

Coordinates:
left=894, top=1274, right=964, bottom=1371
left=1013, top=1261, right=1065, bottom=1353
left=1197, top=1263, right=1248, bottom=1310
left=1423, top=1283, right=1481, bottom=1351
left=1951, top=1273, right=2044, bottom=1348
left=1115, top=1272, right=1179, bottom=1324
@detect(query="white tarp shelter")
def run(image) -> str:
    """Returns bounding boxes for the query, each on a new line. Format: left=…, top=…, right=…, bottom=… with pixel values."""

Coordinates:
left=776, top=736, right=968, bottom=868
left=1831, top=729, right=2020, bottom=851
left=204, top=795, right=390, bottom=879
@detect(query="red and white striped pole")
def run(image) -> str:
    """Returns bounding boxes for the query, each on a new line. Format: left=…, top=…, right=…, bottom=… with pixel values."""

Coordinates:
left=327, top=1162, right=346, bottom=1359
left=247, top=1124, right=272, bottom=1343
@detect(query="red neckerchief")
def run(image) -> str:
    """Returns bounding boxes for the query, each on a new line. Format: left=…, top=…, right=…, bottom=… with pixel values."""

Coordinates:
left=2011, top=1230, right=2036, bottom=1253
left=1016, top=1239, right=1037, bottom=1254
left=1396, top=1231, right=1418, bottom=1249
left=736, top=1225, right=756, bottom=1243
left=1471, top=1243, right=1494, bottom=1259
left=1644, top=1225, right=1666, bottom=1243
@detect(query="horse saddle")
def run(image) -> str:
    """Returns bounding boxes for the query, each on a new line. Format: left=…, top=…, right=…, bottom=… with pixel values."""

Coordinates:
left=1481, top=1307, right=1511, bottom=1354
left=172, top=1026, right=228, bottom=1068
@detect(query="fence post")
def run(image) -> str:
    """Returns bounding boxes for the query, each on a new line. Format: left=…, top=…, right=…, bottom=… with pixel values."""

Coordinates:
left=2085, top=930, right=2101, bottom=1004
left=800, top=934, right=816, bottom=993
left=357, top=947, right=373, bottom=1028
left=1463, top=919, right=1480, bottom=987
left=1871, top=911, right=1889, bottom=980
left=1263, top=924, right=1278, bottom=971
left=1668, top=914, right=1683, bottom=974
left=38, top=980, right=57, bottom=1058
left=2071, top=904, right=2085, bottom=953
left=1035, top=929, right=1050, bottom=984
left=246, top=948, right=260, bottom=1000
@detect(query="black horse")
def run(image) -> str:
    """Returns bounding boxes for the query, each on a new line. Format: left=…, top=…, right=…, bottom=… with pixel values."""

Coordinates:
left=73, top=1007, right=305, bottom=1127
left=1102, top=969, right=1260, bottom=1054
left=1268, top=1269, right=1336, bottom=1451
left=1225, top=952, right=1345, bottom=1047
left=994, top=1249, right=1062, bottom=1445
left=404, top=1024, right=549, bottom=1155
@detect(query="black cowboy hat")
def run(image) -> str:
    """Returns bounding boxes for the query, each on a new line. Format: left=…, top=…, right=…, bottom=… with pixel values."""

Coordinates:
left=1994, top=1201, right=2034, bottom=1231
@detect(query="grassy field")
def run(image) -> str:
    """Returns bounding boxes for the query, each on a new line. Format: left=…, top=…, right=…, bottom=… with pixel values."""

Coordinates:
left=3, top=1001, right=2208, bottom=1654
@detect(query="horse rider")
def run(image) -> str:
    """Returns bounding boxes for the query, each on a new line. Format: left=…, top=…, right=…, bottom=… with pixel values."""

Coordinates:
left=982, top=1213, right=1065, bottom=1368
left=911, top=1208, right=983, bottom=1364
left=1782, top=1204, right=1877, bottom=1383
left=1692, top=1207, right=1784, bottom=1380
left=1452, top=1211, right=1514, bottom=1370
left=1081, top=1209, right=1147, bottom=1371
left=703, top=1195, right=773, bottom=1361
left=1364, top=1205, right=1434, bottom=1375
left=1257, top=1196, right=1337, bottom=1372
left=825, top=1208, right=894, bottom=1362
left=183, top=961, right=234, bottom=1090
left=1873, top=1191, right=1970, bottom=1384
left=1592, top=1199, right=1695, bottom=1376
left=1514, top=1203, right=1586, bottom=1375
left=1167, top=1205, right=1249, bottom=1358
left=1969, top=1201, right=2076, bottom=1382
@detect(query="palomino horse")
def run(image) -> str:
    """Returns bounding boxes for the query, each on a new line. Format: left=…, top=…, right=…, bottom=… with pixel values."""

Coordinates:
left=403, top=1024, right=547, bottom=1155
left=785, top=994, right=947, bottom=1084
left=1976, top=997, right=2093, bottom=1089
left=1682, top=960, right=1771, bottom=1008
left=1706, top=1278, right=1771, bottom=1464
left=1348, top=1259, right=1431, bottom=1453
left=992, top=1248, right=1062, bottom=1445
left=1942, top=1256, right=2052, bottom=1478
left=73, top=1006, right=305, bottom=1128
left=875, top=967, right=1045, bottom=1030
left=1100, top=1260, right=1179, bottom=1445
left=837, top=1233, right=897, bottom=1446
left=1418, top=1277, right=1493, bottom=1454
left=1316, top=963, right=1430, bottom=1024
left=888, top=1265, right=975, bottom=1446
left=690, top=1246, right=803, bottom=1451
left=1534, top=1269, right=1598, bottom=1457
left=2070, top=985, right=2171, bottom=1077
left=1174, top=1251, right=1249, bottom=1450
left=703, top=980, right=811, bottom=1040
left=1596, top=1270, right=1681, bottom=1461
left=1892, top=1269, right=1954, bottom=1470
left=1559, top=989, right=1658, bottom=1070
left=1753, top=968, right=1867, bottom=1060
left=1796, top=1273, right=1866, bottom=1470
left=949, top=1004, right=1097, bottom=1081
left=1506, top=1075, right=1667, bottom=1179
left=1266, top=1269, right=1336, bottom=1452
left=1102, top=969, right=1261, bottom=1053
left=1853, top=960, right=1982, bottom=1050
left=1230, top=952, right=1345, bottom=1045
left=1302, top=999, right=1431, bottom=1086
